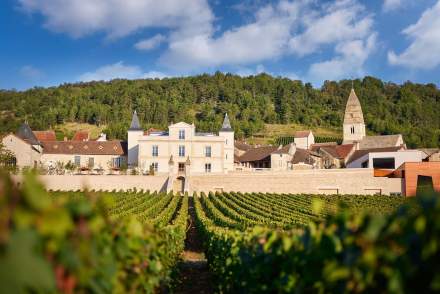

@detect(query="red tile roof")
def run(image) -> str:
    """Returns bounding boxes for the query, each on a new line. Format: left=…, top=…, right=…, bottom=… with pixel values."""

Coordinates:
left=41, top=140, right=127, bottom=155
left=313, top=144, right=355, bottom=160
left=72, top=131, right=89, bottom=141
left=33, top=131, right=56, bottom=141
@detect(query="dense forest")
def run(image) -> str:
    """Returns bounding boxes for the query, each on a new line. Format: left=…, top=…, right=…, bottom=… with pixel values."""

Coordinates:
left=0, top=72, right=439, bottom=148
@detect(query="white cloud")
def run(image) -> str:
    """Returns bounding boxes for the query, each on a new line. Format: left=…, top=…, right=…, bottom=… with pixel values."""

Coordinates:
left=289, top=0, right=374, bottom=56
left=19, top=0, right=378, bottom=75
left=160, top=1, right=303, bottom=70
left=78, top=62, right=167, bottom=82
left=135, top=34, right=166, bottom=51
left=308, top=33, right=377, bottom=82
left=235, top=64, right=266, bottom=77
left=19, top=65, right=44, bottom=80
left=388, top=1, right=440, bottom=69
left=383, top=0, right=403, bottom=12
left=18, top=0, right=213, bottom=39
left=160, top=0, right=376, bottom=71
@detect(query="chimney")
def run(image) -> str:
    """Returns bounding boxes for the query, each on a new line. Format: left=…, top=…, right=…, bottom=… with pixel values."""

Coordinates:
left=354, top=141, right=360, bottom=150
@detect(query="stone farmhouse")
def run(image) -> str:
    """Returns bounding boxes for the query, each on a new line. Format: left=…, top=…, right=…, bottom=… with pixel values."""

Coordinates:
left=1, top=123, right=126, bottom=173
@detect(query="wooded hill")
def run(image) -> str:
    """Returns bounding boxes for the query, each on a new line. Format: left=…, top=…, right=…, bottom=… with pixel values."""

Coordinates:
left=0, top=73, right=438, bottom=148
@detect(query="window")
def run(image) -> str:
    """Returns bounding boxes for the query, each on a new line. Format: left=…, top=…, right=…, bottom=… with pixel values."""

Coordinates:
left=152, top=162, right=158, bottom=172
left=205, top=146, right=211, bottom=157
left=226, top=139, right=228, bottom=145
left=178, top=163, right=185, bottom=172
left=152, top=145, right=159, bottom=157
left=179, top=129, right=185, bottom=140
left=74, top=156, right=81, bottom=166
left=350, top=126, right=355, bottom=134
left=226, top=153, right=228, bottom=160
left=361, top=160, right=368, bottom=168
left=372, top=157, right=395, bottom=169
left=178, top=145, right=185, bottom=157
left=112, top=157, right=123, bottom=168
left=205, top=163, right=212, bottom=173
left=88, top=157, right=94, bottom=168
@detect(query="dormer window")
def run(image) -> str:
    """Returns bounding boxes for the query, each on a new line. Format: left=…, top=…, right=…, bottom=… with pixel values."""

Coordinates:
left=179, top=129, right=185, bottom=140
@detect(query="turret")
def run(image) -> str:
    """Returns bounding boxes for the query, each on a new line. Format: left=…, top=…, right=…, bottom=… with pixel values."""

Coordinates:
left=127, top=110, right=143, bottom=167
left=219, top=113, right=234, bottom=173
left=343, top=88, right=366, bottom=143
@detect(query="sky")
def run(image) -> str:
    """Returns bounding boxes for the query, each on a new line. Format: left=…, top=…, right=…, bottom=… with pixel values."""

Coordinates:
left=1, top=0, right=440, bottom=90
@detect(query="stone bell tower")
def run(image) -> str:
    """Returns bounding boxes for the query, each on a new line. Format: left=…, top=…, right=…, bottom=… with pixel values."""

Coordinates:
left=343, top=88, right=366, bottom=144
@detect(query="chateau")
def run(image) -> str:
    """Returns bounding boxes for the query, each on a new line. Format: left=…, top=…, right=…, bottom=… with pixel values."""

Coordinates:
left=127, top=111, right=234, bottom=174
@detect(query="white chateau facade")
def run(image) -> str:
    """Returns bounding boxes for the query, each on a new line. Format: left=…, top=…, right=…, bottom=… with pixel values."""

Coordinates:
left=127, top=111, right=234, bottom=174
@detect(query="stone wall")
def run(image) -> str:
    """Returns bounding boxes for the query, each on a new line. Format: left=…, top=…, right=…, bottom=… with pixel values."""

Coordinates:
left=13, top=168, right=404, bottom=196
left=191, top=169, right=403, bottom=195
left=13, top=175, right=168, bottom=192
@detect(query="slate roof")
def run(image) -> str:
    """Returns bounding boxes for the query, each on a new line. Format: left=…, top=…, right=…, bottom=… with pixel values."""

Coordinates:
left=16, top=123, right=40, bottom=145
left=346, top=146, right=404, bottom=165
left=344, top=88, right=364, bottom=124
left=238, top=145, right=278, bottom=162
left=41, top=140, right=127, bottom=155
left=294, top=130, right=312, bottom=138
left=220, top=113, right=233, bottom=132
left=129, top=110, right=142, bottom=130
left=33, top=131, right=56, bottom=141
left=359, top=135, right=403, bottom=149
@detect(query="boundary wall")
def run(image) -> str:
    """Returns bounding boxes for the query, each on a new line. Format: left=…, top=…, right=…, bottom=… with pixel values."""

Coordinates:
left=12, top=168, right=403, bottom=195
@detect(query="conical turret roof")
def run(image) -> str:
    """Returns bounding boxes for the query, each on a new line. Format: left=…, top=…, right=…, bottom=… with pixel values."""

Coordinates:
left=129, top=110, right=142, bottom=130
left=16, top=122, right=40, bottom=145
left=220, top=113, right=233, bottom=132
left=343, top=89, right=364, bottom=124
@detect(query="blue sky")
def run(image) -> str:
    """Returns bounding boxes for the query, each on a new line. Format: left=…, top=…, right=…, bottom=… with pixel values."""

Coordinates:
left=1, top=0, right=440, bottom=90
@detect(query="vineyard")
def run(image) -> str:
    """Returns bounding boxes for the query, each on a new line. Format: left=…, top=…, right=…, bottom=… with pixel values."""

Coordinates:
left=1, top=172, right=440, bottom=293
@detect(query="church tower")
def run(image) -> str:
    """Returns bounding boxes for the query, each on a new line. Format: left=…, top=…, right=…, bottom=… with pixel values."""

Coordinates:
left=219, top=113, right=234, bottom=173
left=127, top=110, right=143, bottom=167
left=343, top=88, right=366, bottom=144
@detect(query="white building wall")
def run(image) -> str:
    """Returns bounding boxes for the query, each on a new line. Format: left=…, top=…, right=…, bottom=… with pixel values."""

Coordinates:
left=40, top=154, right=126, bottom=170
left=347, top=150, right=423, bottom=169
left=137, top=122, right=234, bottom=174
left=127, top=130, right=143, bottom=167
left=2, top=134, right=41, bottom=167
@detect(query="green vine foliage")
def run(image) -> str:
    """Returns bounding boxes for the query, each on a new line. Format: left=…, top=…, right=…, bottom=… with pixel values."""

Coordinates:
left=0, top=172, right=187, bottom=293
left=194, top=192, right=440, bottom=293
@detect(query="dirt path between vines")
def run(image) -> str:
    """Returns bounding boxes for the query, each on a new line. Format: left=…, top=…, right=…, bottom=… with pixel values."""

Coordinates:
left=173, top=196, right=213, bottom=294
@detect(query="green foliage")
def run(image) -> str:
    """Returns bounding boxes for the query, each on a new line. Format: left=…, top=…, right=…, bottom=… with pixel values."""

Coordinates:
left=275, top=135, right=343, bottom=145
left=0, top=173, right=188, bottom=293
left=194, top=191, right=440, bottom=293
left=0, top=74, right=439, bottom=147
